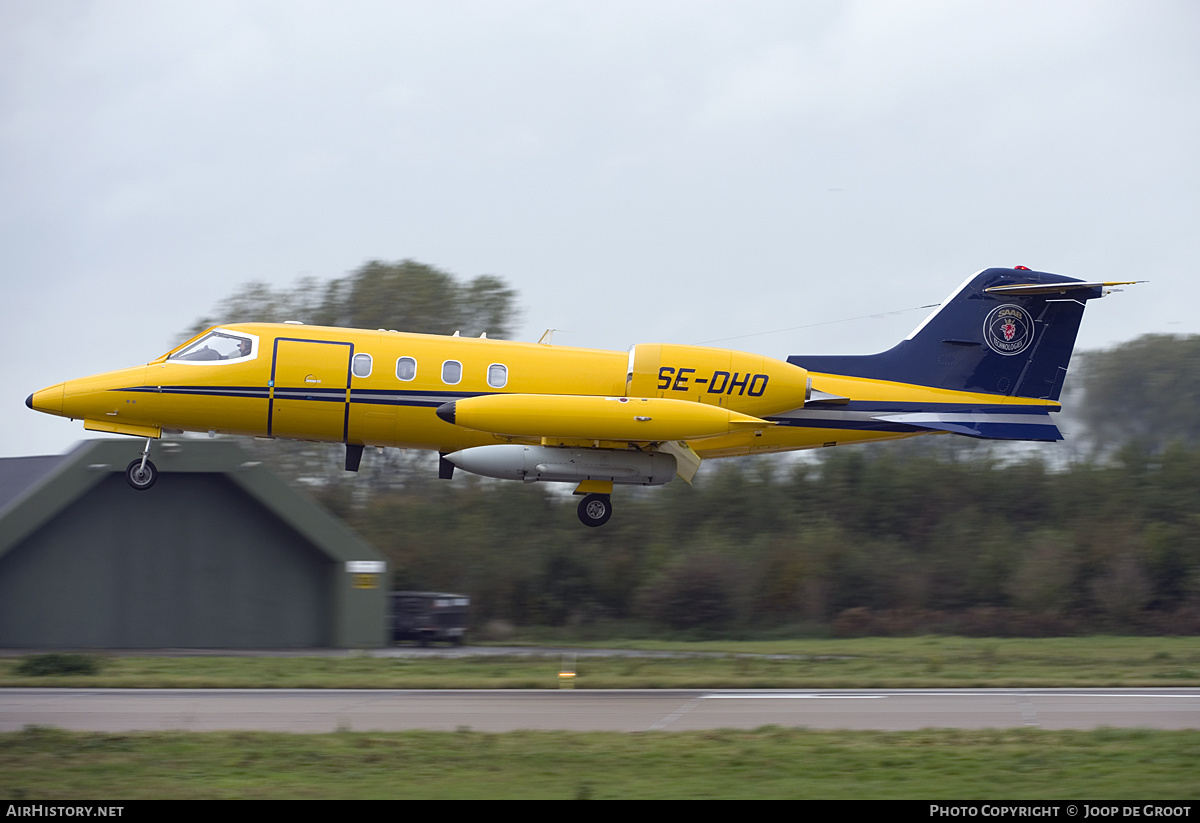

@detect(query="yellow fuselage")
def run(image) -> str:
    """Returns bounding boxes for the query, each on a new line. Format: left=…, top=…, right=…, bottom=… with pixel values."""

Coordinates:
left=28, top=322, right=1056, bottom=459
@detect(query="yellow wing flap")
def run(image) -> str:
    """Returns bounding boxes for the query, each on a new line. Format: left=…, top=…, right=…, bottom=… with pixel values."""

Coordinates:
left=656, top=440, right=703, bottom=484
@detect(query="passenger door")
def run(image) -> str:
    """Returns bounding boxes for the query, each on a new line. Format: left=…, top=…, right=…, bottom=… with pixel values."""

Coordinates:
left=269, top=338, right=353, bottom=442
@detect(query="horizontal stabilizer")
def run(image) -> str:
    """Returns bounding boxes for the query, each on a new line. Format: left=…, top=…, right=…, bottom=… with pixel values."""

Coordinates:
left=983, top=280, right=1143, bottom=296
left=874, top=411, right=1063, bottom=441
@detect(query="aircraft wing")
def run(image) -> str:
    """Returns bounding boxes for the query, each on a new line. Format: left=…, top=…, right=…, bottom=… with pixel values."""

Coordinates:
left=872, top=411, right=1063, bottom=441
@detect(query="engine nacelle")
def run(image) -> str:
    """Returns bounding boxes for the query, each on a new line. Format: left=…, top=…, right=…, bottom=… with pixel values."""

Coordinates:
left=626, top=344, right=810, bottom=417
left=444, top=445, right=677, bottom=486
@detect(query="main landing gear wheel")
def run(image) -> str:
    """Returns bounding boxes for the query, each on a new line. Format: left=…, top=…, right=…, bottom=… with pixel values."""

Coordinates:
left=125, top=458, right=158, bottom=490
left=577, top=493, right=613, bottom=528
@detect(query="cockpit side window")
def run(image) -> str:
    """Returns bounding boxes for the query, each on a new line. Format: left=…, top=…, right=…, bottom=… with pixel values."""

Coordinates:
left=167, top=330, right=257, bottom=363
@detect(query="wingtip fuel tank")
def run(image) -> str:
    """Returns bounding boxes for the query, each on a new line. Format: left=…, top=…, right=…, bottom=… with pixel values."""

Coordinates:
left=438, top=393, right=773, bottom=442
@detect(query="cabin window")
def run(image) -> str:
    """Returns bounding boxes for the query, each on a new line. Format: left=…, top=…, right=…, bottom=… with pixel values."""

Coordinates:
left=167, top=330, right=256, bottom=363
left=352, top=353, right=373, bottom=378
left=396, top=357, right=417, bottom=381
left=487, top=363, right=508, bottom=388
left=441, top=360, right=462, bottom=385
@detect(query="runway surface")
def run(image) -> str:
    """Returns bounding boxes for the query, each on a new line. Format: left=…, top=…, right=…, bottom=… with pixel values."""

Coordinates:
left=3, top=688, right=1198, bottom=733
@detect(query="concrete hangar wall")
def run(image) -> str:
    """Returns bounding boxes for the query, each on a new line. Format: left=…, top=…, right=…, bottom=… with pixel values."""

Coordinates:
left=0, top=439, right=387, bottom=649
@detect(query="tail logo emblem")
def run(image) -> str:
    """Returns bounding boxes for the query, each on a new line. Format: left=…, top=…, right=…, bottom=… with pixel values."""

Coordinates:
left=984, top=304, right=1034, bottom=356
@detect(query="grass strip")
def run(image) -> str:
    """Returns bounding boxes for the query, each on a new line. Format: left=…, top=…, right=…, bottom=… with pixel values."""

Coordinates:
left=2, top=636, right=1198, bottom=689
left=2, top=725, right=1198, bottom=799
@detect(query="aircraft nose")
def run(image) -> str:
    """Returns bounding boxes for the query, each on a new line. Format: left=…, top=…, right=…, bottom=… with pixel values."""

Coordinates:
left=27, top=383, right=65, bottom=416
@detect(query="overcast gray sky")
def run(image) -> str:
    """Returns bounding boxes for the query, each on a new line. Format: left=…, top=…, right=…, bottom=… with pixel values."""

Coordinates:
left=3, top=0, right=1197, bottom=458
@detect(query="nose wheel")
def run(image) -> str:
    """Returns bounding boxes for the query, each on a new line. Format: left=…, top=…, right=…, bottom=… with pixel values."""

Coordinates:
left=577, top=493, right=612, bottom=527
left=125, top=437, right=158, bottom=490
left=125, top=458, right=158, bottom=490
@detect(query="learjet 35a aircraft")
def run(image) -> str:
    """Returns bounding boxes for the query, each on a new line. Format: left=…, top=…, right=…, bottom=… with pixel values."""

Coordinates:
left=27, top=267, right=1138, bottom=526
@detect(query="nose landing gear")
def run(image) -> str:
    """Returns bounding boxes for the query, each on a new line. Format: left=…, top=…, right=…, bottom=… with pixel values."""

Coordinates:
left=125, top=438, right=158, bottom=490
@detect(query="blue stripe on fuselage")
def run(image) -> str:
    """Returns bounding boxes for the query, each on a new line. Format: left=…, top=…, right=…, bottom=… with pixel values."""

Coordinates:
left=112, top=385, right=488, bottom=407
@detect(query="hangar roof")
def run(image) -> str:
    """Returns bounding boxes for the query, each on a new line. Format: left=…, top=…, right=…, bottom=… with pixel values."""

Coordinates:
left=0, top=438, right=384, bottom=566
left=0, top=455, right=69, bottom=512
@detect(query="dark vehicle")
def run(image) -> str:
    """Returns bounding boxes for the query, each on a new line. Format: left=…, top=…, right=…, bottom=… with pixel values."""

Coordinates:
left=390, top=591, right=469, bottom=646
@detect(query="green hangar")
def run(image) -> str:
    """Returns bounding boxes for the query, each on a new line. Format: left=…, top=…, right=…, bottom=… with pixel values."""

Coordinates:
left=0, top=439, right=387, bottom=649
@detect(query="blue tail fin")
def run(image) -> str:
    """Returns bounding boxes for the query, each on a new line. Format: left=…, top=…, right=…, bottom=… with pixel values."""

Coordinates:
left=788, top=267, right=1109, bottom=401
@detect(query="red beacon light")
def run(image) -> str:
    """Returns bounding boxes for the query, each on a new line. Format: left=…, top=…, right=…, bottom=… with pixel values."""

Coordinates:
left=1014, top=265, right=1031, bottom=270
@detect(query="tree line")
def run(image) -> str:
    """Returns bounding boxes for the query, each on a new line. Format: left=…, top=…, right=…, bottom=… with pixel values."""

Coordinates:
left=184, top=259, right=518, bottom=340
left=320, top=437, right=1200, bottom=637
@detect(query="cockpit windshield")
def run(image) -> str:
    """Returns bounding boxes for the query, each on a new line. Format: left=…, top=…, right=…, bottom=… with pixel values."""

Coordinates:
left=167, top=330, right=257, bottom=363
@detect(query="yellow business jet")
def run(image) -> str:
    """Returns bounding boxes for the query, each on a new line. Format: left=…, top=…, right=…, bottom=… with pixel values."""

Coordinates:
left=27, top=267, right=1138, bottom=526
